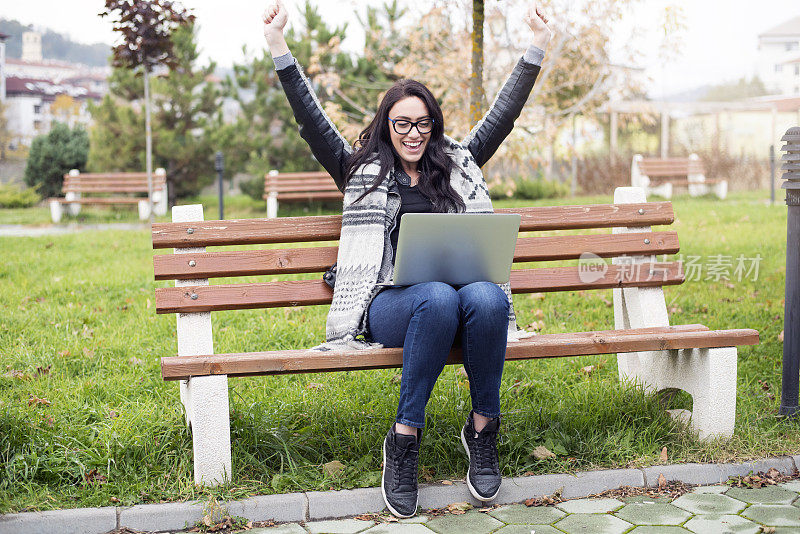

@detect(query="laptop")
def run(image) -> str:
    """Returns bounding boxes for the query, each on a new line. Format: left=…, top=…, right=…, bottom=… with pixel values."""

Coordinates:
left=392, top=213, right=521, bottom=286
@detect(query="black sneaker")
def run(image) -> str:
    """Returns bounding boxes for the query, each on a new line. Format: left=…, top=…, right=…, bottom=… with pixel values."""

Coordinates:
left=381, top=425, right=420, bottom=518
left=461, top=412, right=501, bottom=501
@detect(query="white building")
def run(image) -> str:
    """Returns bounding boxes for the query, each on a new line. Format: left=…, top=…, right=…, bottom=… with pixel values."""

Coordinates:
left=758, top=16, right=800, bottom=96
left=0, top=33, right=7, bottom=102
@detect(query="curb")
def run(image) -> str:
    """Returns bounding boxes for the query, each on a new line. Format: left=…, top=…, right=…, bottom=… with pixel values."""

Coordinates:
left=1, top=456, right=797, bottom=534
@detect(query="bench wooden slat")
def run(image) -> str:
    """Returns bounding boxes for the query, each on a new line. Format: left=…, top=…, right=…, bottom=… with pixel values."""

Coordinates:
left=63, top=172, right=164, bottom=179
left=159, top=325, right=758, bottom=380
left=63, top=186, right=163, bottom=194
left=265, top=172, right=330, bottom=180
left=55, top=198, right=146, bottom=204
left=266, top=192, right=344, bottom=201
left=152, top=203, right=674, bottom=248
left=154, top=262, right=683, bottom=313
left=265, top=178, right=335, bottom=186
left=265, top=184, right=342, bottom=193
left=153, top=231, right=679, bottom=280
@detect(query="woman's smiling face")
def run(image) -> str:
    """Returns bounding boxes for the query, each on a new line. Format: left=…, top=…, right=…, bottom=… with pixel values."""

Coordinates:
left=387, top=96, right=432, bottom=169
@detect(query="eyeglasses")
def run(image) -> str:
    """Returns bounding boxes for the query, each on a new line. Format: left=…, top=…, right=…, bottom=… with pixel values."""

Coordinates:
left=388, top=117, right=434, bottom=135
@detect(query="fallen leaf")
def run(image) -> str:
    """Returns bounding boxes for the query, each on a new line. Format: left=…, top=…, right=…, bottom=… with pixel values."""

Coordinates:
left=323, top=460, right=345, bottom=477
left=456, top=367, right=468, bottom=379
left=146, top=298, right=151, bottom=309
left=390, top=373, right=402, bottom=384
left=306, top=382, right=325, bottom=390
left=36, top=365, right=51, bottom=376
left=109, top=497, right=120, bottom=503
left=532, top=446, right=556, bottom=460
left=779, top=330, right=784, bottom=342
left=534, top=309, right=545, bottom=318
left=83, top=468, right=107, bottom=486
left=761, top=527, right=776, bottom=533
left=660, top=447, right=668, bottom=462
left=531, top=293, right=545, bottom=300
left=579, top=365, right=595, bottom=375
left=447, top=502, right=472, bottom=513
left=28, top=395, right=50, bottom=406
left=4, top=370, right=30, bottom=380
left=58, top=350, right=70, bottom=357
left=658, top=473, right=667, bottom=488
left=441, top=479, right=453, bottom=485
left=108, top=410, right=119, bottom=419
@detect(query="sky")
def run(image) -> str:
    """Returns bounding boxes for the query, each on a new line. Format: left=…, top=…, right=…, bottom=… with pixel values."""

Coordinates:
left=2, top=0, right=799, bottom=99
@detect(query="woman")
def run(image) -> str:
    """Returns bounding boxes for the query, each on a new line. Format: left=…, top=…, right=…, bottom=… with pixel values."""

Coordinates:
left=263, top=0, right=551, bottom=518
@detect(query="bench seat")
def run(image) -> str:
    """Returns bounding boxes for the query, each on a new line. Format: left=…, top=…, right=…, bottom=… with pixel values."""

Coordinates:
left=161, top=324, right=758, bottom=380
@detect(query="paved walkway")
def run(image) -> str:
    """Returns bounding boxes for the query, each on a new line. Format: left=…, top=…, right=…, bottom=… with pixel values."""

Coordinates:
left=0, top=223, right=147, bottom=237
left=209, top=481, right=800, bottom=534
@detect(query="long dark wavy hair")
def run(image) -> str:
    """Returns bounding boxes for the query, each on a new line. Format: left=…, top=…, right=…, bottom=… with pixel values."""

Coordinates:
left=345, top=79, right=465, bottom=213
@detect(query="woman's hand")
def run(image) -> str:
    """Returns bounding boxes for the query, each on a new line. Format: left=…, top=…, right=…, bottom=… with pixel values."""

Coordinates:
left=263, top=0, right=288, bottom=44
left=525, top=2, right=553, bottom=49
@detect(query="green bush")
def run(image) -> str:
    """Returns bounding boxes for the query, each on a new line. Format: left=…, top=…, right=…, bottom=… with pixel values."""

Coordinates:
left=24, top=122, right=89, bottom=198
left=0, top=183, right=40, bottom=208
left=488, top=180, right=514, bottom=200
left=239, top=175, right=266, bottom=202
left=513, top=176, right=570, bottom=200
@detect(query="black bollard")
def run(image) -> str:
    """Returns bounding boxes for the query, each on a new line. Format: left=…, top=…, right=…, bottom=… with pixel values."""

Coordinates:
left=770, top=144, right=775, bottom=206
left=780, top=127, right=800, bottom=417
left=215, top=151, right=224, bottom=220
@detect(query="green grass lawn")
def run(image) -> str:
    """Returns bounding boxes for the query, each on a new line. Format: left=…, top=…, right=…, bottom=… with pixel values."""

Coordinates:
left=0, top=190, right=795, bottom=514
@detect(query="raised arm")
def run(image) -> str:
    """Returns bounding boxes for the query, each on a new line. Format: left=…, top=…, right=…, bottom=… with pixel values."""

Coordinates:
left=462, top=2, right=553, bottom=167
left=263, top=0, right=352, bottom=191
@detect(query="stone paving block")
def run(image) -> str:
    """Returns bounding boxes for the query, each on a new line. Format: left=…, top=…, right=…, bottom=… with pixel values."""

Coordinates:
left=642, top=463, right=724, bottom=487
left=306, top=518, right=375, bottom=533
left=621, top=495, right=673, bottom=504
left=726, top=485, right=798, bottom=504
left=249, top=525, right=309, bottom=534
left=556, top=498, right=624, bottom=514
left=426, top=510, right=504, bottom=534
left=227, top=493, right=307, bottom=523
left=361, top=523, right=432, bottom=533
left=418, top=481, right=482, bottom=509
left=555, top=513, right=632, bottom=534
left=615, top=503, right=691, bottom=525
left=742, top=504, right=800, bottom=526
left=690, top=485, right=729, bottom=494
left=780, top=480, right=800, bottom=493
left=399, top=515, right=428, bottom=524
left=628, top=527, right=691, bottom=533
left=720, top=457, right=797, bottom=480
left=0, top=507, right=117, bottom=534
left=671, top=493, right=746, bottom=514
left=493, top=473, right=578, bottom=505
left=487, top=503, right=565, bottom=524
left=683, top=514, right=760, bottom=534
left=307, top=487, right=385, bottom=520
left=494, top=526, right=563, bottom=534
left=119, top=501, right=205, bottom=532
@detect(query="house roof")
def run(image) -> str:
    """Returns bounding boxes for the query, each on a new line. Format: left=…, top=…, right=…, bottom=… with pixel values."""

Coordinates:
left=783, top=55, right=800, bottom=64
left=5, top=76, right=102, bottom=101
left=0, top=32, right=9, bottom=41
left=760, top=16, right=800, bottom=38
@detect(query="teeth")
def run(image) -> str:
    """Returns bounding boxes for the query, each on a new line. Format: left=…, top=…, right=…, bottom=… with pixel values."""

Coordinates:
left=403, top=141, right=422, bottom=148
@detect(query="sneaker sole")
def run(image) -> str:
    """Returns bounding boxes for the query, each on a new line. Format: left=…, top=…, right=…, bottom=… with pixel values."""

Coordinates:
left=460, top=426, right=501, bottom=502
left=381, top=436, right=418, bottom=519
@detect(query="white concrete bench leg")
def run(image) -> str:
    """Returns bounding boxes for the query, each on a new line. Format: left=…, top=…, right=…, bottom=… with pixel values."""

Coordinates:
left=648, top=182, right=672, bottom=199
left=612, top=186, right=737, bottom=439
left=714, top=180, right=728, bottom=200
left=153, top=169, right=168, bottom=216
left=49, top=200, right=63, bottom=223
left=138, top=200, right=151, bottom=220
left=65, top=192, right=81, bottom=216
left=267, top=192, right=278, bottom=219
left=173, top=204, right=232, bottom=485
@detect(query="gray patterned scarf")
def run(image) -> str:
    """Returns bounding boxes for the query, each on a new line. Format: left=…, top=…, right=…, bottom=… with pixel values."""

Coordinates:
left=314, top=136, right=528, bottom=351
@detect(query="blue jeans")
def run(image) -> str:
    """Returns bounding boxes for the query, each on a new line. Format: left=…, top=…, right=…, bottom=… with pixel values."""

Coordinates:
left=368, top=281, right=509, bottom=429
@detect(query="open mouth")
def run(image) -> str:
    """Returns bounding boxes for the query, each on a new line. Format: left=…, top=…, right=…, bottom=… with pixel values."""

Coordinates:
left=402, top=140, right=423, bottom=151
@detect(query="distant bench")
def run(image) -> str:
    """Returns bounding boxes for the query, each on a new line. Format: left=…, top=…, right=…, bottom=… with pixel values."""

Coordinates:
left=48, top=168, right=168, bottom=222
left=631, top=155, right=728, bottom=200
left=264, top=170, right=342, bottom=218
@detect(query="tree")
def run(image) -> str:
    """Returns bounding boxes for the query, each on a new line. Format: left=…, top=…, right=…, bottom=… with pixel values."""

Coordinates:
left=470, top=0, right=485, bottom=124
left=100, top=0, right=195, bottom=215
left=88, top=23, right=219, bottom=203
left=0, top=100, right=11, bottom=160
left=24, top=123, right=89, bottom=198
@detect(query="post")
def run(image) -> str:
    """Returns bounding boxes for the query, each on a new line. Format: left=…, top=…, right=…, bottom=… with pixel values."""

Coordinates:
left=215, top=151, right=224, bottom=220
left=144, top=67, right=154, bottom=224
left=780, top=126, right=800, bottom=417
left=770, top=145, right=776, bottom=206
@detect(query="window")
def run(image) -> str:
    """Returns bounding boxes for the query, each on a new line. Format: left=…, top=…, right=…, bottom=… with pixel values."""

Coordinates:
left=775, top=64, right=783, bottom=73
left=786, top=42, right=800, bottom=51
left=33, top=104, right=41, bottom=114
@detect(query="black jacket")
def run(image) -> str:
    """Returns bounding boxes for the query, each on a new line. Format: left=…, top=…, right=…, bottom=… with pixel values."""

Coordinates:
left=276, top=57, right=541, bottom=192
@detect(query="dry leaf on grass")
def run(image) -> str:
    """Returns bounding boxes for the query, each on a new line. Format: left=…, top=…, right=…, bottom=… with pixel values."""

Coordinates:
left=457, top=367, right=469, bottom=379
left=532, top=446, right=556, bottom=460
left=306, top=382, right=325, bottom=390
left=322, top=460, right=345, bottom=477
left=524, top=489, right=563, bottom=507
left=660, top=447, right=668, bottom=462
left=441, top=479, right=453, bottom=485
left=534, top=309, right=545, bottom=318
left=447, top=502, right=472, bottom=514
left=779, top=330, right=784, bottom=342
left=28, top=395, right=50, bottom=406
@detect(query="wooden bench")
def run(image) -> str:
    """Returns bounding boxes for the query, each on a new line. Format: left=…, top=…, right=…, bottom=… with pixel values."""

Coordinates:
left=631, top=155, right=728, bottom=200
left=49, top=168, right=168, bottom=222
left=263, top=170, right=342, bottom=218
left=151, top=186, right=759, bottom=485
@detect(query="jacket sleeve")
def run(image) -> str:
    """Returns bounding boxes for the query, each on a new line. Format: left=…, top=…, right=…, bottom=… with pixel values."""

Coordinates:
left=461, top=49, right=543, bottom=168
left=275, top=55, right=352, bottom=192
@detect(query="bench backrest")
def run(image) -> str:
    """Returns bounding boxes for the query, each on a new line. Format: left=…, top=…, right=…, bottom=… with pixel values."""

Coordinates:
left=152, top=202, right=682, bottom=315
left=264, top=171, right=341, bottom=197
left=637, top=158, right=705, bottom=178
left=63, top=170, right=166, bottom=194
